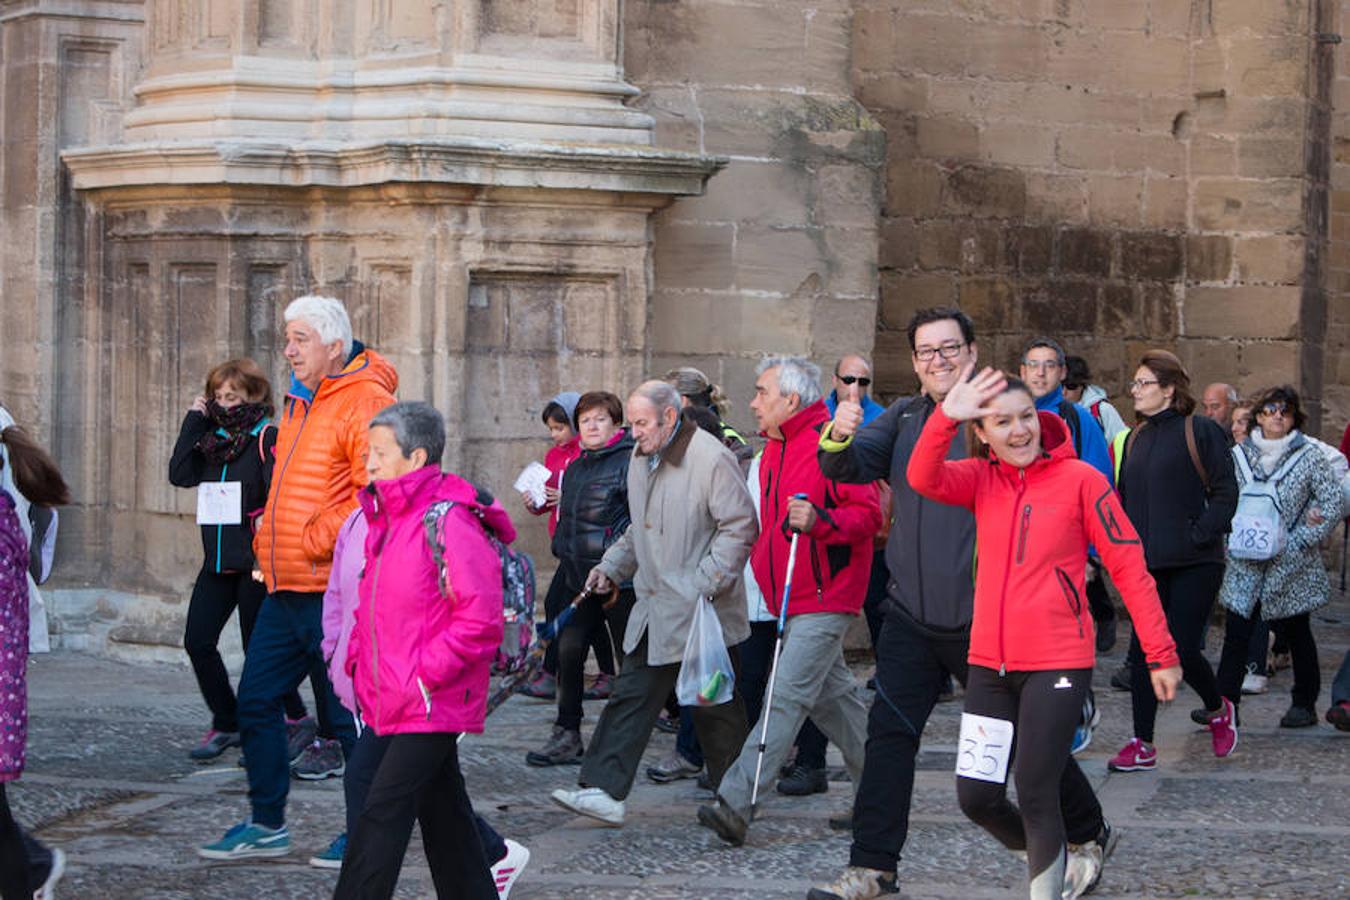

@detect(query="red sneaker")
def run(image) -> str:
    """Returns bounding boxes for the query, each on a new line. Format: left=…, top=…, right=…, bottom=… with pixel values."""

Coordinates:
left=1208, top=697, right=1238, bottom=757
left=1107, top=738, right=1157, bottom=772
left=1326, top=700, right=1350, bottom=732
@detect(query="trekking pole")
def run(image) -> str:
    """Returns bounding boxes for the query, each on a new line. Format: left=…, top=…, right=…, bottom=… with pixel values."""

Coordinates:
left=1340, top=519, right=1348, bottom=593
left=483, top=586, right=597, bottom=719
left=750, top=493, right=809, bottom=812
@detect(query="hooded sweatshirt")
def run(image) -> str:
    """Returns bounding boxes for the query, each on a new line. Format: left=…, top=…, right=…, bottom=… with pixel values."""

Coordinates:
left=529, top=391, right=582, bottom=538
left=1078, top=384, right=1128, bottom=443
left=907, top=405, right=1178, bottom=674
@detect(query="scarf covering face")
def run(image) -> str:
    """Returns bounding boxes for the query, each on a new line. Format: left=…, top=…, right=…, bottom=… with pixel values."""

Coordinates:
left=196, top=401, right=268, bottom=466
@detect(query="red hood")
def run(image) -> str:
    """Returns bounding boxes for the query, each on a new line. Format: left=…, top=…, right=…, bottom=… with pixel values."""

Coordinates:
left=987, top=410, right=1076, bottom=480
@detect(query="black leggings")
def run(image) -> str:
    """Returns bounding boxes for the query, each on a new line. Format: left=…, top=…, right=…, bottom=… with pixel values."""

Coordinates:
left=556, top=590, right=634, bottom=731
left=958, top=666, right=1092, bottom=900
left=183, top=569, right=306, bottom=732
left=1219, top=606, right=1320, bottom=711
left=540, top=569, right=615, bottom=678
left=1126, top=563, right=1222, bottom=743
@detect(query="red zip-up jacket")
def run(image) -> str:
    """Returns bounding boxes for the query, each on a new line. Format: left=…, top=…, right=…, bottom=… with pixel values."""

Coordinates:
left=907, top=405, right=1178, bottom=673
left=752, top=401, right=882, bottom=618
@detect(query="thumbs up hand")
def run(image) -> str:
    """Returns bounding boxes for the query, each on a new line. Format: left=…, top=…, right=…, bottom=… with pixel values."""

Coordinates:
left=831, top=382, right=865, bottom=441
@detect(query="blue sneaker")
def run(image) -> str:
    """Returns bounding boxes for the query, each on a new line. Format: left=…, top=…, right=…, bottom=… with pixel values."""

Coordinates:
left=308, top=832, right=346, bottom=869
left=1071, top=690, right=1100, bottom=756
left=197, top=821, right=290, bottom=860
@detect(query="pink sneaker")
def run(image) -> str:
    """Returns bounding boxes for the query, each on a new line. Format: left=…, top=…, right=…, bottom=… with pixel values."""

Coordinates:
left=1208, top=696, right=1238, bottom=758
left=1107, top=738, right=1157, bottom=772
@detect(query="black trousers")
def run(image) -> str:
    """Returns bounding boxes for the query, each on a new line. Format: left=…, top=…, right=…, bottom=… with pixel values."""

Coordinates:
left=1126, top=563, right=1223, bottom=743
left=1219, top=606, right=1321, bottom=712
left=540, top=568, right=615, bottom=678
left=556, top=589, right=634, bottom=731
left=958, top=666, right=1093, bottom=892
left=342, top=729, right=506, bottom=865
left=184, top=569, right=306, bottom=732
left=849, top=612, right=1103, bottom=872
left=335, top=732, right=495, bottom=900
left=579, top=635, right=747, bottom=800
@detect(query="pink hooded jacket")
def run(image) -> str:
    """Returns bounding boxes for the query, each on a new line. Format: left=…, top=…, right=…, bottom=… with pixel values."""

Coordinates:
left=322, top=509, right=367, bottom=715
left=345, top=465, right=511, bottom=736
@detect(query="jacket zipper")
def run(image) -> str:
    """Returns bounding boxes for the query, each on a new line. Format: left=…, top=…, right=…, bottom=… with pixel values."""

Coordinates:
left=368, top=521, right=386, bottom=729
left=996, top=470, right=1028, bottom=675
left=1055, top=567, right=1085, bottom=638
left=268, top=396, right=313, bottom=592
left=215, top=462, right=229, bottom=574
left=1015, top=504, right=1031, bottom=565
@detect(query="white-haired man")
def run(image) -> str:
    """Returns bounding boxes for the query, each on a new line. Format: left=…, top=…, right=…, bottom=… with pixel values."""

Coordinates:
left=697, top=357, right=879, bottom=846
left=550, top=380, right=757, bottom=826
left=200, top=295, right=398, bottom=860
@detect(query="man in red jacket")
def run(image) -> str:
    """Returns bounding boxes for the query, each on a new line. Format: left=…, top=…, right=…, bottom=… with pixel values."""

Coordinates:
left=698, top=356, right=881, bottom=846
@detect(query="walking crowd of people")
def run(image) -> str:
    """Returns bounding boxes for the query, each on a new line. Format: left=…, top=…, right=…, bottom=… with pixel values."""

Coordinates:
left=0, top=294, right=1349, bottom=899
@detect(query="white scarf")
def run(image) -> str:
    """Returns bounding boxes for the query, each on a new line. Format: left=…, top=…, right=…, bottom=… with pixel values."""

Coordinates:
left=1250, top=427, right=1299, bottom=477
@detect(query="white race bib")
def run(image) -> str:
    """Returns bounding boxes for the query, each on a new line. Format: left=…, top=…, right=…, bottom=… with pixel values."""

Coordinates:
left=197, top=482, right=243, bottom=525
left=956, top=712, right=1014, bottom=784
left=1227, top=514, right=1283, bottom=561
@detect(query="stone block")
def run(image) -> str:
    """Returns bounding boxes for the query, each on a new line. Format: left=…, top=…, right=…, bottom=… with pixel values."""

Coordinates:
left=1057, top=228, right=1114, bottom=277
left=1194, top=178, right=1303, bottom=231
left=1228, top=38, right=1308, bottom=97
left=1235, top=235, right=1306, bottom=284
left=1121, top=232, right=1184, bottom=281
left=1186, top=235, right=1235, bottom=281
left=995, top=83, right=1142, bottom=129
left=1143, top=177, right=1188, bottom=230
left=1056, top=128, right=1117, bottom=171
left=872, top=327, right=917, bottom=395
left=1098, top=283, right=1137, bottom=337
left=1116, top=35, right=1191, bottom=95
left=1087, top=174, right=1144, bottom=228
left=632, top=87, right=703, bottom=153
left=1193, top=39, right=1228, bottom=95
left=1010, top=225, right=1054, bottom=275
left=735, top=225, right=827, bottom=293
left=1238, top=340, right=1300, bottom=387
left=879, top=272, right=957, bottom=329
left=927, top=81, right=984, bottom=119
left=675, top=160, right=813, bottom=226
left=1237, top=138, right=1305, bottom=178
left=1081, top=0, right=1148, bottom=30
left=1147, top=0, right=1194, bottom=36
left=1190, top=135, right=1237, bottom=176
left=1112, top=133, right=1187, bottom=177
left=1025, top=173, right=1088, bottom=225
left=852, top=6, right=896, bottom=73
left=918, top=220, right=963, bottom=271
left=981, top=122, right=1056, bottom=168
left=1191, top=96, right=1305, bottom=137
left=889, top=14, right=969, bottom=77
left=944, top=165, right=1027, bottom=219
left=963, top=23, right=1050, bottom=80
left=916, top=116, right=980, bottom=159
left=885, top=159, right=946, bottom=217
left=879, top=217, right=918, bottom=269
left=1212, top=0, right=1310, bottom=37
left=816, top=164, right=882, bottom=229
left=823, top=226, right=881, bottom=298
left=625, top=1, right=810, bottom=89
left=856, top=72, right=928, bottom=113
left=1046, top=32, right=1118, bottom=91
left=957, top=276, right=1015, bottom=330
left=1023, top=280, right=1098, bottom=335
left=804, top=10, right=853, bottom=92
left=1140, top=282, right=1180, bottom=339
left=653, top=222, right=736, bottom=290
left=1183, top=285, right=1301, bottom=339
left=810, top=295, right=882, bottom=361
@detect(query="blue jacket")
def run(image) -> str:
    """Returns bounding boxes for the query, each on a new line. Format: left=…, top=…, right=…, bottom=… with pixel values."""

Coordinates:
left=1034, top=386, right=1113, bottom=486
left=825, top=391, right=887, bottom=428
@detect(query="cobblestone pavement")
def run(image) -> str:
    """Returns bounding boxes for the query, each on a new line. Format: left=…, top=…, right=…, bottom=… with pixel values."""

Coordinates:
left=17, top=588, right=1350, bottom=899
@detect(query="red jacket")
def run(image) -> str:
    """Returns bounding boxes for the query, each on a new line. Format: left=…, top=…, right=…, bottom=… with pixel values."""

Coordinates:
left=527, top=437, right=581, bottom=538
left=907, top=406, right=1178, bottom=673
left=752, top=401, right=882, bottom=618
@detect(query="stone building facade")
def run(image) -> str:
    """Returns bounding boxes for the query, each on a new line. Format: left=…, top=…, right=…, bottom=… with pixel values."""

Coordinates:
left=0, top=0, right=1344, bottom=651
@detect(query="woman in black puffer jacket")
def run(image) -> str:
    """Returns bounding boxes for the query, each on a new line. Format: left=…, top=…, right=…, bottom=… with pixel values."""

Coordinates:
left=526, top=391, right=637, bottom=767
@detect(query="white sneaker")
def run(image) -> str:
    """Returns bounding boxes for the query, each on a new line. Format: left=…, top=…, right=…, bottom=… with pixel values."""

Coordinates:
left=550, top=786, right=625, bottom=826
left=1062, top=842, right=1101, bottom=899
left=1241, top=671, right=1269, bottom=695
left=36, top=847, right=65, bottom=900
left=491, top=839, right=530, bottom=898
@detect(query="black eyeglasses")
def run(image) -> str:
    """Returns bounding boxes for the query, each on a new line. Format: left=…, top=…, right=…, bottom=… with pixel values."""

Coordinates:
left=837, top=375, right=871, bottom=387
left=914, top=342, right=966, bottom=362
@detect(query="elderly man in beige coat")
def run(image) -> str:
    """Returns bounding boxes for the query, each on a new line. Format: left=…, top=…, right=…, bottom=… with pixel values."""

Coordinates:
left=550, top=379, right=757, bottom=826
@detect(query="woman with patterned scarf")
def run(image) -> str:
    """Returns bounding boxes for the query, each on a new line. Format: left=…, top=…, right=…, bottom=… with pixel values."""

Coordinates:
left=170, top=359, right=309, bottom=762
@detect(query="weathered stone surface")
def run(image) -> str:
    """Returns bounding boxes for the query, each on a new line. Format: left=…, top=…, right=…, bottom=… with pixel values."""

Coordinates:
left=1187, top=235, right=1236, bottom=282
left=1235, top=235, right=1307, bottom=284
left=1184, top=285, right=1302, bottom=339
left=1121, top=232, right=1184, bottom=281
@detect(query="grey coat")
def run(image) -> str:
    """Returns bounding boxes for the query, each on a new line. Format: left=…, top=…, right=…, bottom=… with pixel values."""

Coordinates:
left=597, top=422, right=757, bottom=666
left=1219, top=431, right=1343, bottom=621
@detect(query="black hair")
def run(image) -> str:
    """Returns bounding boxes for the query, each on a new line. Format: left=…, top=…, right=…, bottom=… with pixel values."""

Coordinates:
left=1253, top=384, right=1307, bottom=431
left=541, top=401, right=571, bottom=428
left=906, top=306, right=976, bottom=351
left=1063, top=355, right=1090, bottom=389
left=681, top=405, right=724, bottom=439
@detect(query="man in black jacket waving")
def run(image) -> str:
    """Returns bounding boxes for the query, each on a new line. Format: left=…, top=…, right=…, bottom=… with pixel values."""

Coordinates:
left=806, top=308, right=1112, bottom=900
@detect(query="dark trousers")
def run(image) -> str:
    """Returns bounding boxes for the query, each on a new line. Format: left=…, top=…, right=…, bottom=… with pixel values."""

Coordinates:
left=958, top=666, right=1092, bottom=889
left=1126, top=563, right=1223, bottom=743
left=335, top=732, right=495, bottom=900
left=0, top=785, right=25, bottom=900
left=556, top=589, right=633, bottom=731
left=1332, top=650, right=1350, bottom=704
left=343, top=729, right=506, bottom=866
left=862, top=550, right=888, bottom=649
left=1220, top=606, right=1321, bottom=711
left=849, top=612, right=1102, bottom=872
left=238, top=592, right=356, bottom=828
left=184, top=569, right=306, bottom=733
left=579, top=635, right=747, bottom=800
left=1085, top=561, right=1115, bottom=626
left=541, top=569, right=615, bottom=678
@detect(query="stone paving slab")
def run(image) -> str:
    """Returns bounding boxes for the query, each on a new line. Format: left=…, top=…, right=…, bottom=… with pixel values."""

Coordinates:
left=12, top=594, right=1350, bottom=898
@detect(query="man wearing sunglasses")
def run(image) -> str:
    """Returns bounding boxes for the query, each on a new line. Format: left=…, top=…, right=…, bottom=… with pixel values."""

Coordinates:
left=825, top=356, right=886, bottom=428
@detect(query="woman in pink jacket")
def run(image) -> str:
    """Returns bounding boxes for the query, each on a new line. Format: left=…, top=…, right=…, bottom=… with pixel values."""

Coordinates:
left=334, top=402, right=510, bottom=900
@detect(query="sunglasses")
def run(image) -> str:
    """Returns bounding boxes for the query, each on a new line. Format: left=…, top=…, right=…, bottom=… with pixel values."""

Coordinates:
left=838, top=375, right=872, bottom=387
left=1261, top=402, right=1290, bottom=416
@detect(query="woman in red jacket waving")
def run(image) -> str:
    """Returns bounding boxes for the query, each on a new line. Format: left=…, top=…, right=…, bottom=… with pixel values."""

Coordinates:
left=907, top=366, right=1181, bottom=900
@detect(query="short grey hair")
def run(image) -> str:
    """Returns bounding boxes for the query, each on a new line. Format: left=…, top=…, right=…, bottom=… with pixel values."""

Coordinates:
left=757, top=356, right=822, bottom=407
left=369, top=401, right=445, bottom=467
left=1023, top=336, right=1065, bottom=366
left=285, top=295, right=354, bottom=359
left=631, top=380, right=682, bottom=416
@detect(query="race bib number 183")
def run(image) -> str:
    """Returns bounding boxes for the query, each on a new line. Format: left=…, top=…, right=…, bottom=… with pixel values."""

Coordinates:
left=956, top=712, right=1014, bottom=784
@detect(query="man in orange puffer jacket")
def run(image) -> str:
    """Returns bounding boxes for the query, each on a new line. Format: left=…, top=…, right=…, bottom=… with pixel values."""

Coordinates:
left=198, top=295, right=397, bottom=862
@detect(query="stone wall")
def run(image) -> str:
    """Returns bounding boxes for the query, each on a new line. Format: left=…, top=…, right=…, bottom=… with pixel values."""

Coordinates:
left=625, top=0, right=885, bottom=433
left=857, top=0, right=1332, bottom=426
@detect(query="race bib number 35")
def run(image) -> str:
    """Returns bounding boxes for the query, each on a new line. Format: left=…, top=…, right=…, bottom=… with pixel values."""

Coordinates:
left=956, top=712, right=1014, bottom=784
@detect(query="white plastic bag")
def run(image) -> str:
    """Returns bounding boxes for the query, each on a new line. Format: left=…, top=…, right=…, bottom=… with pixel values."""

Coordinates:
left=676, top=596, right=736, bottom=706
